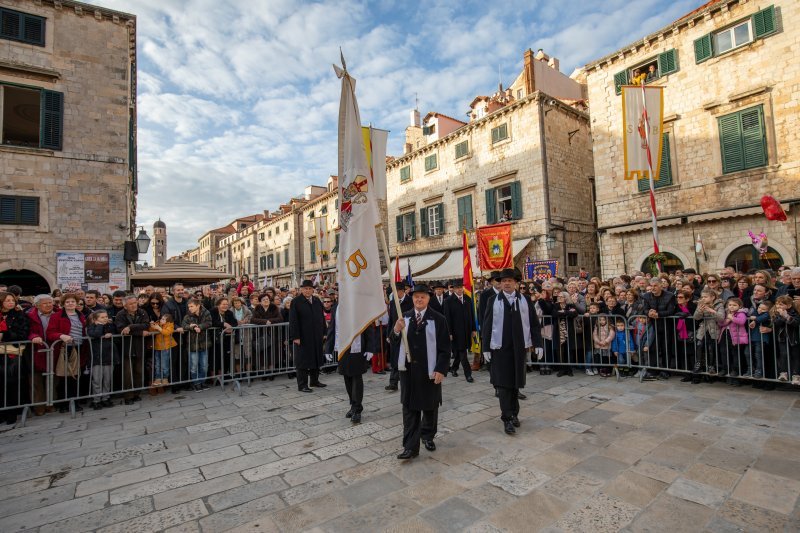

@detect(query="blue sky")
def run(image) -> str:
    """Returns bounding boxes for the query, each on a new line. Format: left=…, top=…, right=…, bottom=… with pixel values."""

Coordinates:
left=90, top=0, right=699, bottom=256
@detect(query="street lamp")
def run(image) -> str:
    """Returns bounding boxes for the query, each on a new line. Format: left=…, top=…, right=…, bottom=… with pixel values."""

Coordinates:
left=135, top=227, right=151, bottom=254
left=545, top=235, right=557, bottom=251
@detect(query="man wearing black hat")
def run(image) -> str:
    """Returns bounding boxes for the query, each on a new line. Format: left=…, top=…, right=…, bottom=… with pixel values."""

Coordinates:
left=429, top=281, right=449, bottom=316
left=289, top=280, right=327, bottom=392
left=482, top=268, right=543, bottom=435
left=390, top=284, right=450, bottom=459
left=386, top=281, right=414, bottom=392
left=444, top=279, right=475, bottom=382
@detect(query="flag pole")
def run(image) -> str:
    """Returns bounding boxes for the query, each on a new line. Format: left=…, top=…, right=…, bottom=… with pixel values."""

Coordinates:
left=639, top=81, right=661, bottom=273
left=377, top=224, right=411, bottom=362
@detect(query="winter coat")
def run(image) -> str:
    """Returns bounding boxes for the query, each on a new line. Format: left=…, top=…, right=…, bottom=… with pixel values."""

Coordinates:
left=324, top=312, right=378, bottom=377
left=537, top=299, right=578, bottom=348
left=0, top=309, right=30, bottom=343
left=47, top=309, right=88, bottom=366
left=114, top=307, right=151, bottom=360
left=87, top=323, right=118, bottom=365
left=151, top=322, right=177, bottom=351
left=611, top=328, right=634, bottom=354
left=749, top=312, right=772, bottom=344
left=252, top=304, right=283, bottom=325
left=26, top=308, right=59, bottom=372
left=181, top=308, right=213, bottom=352
left=718, top=310, right=749, bottom=345
left=693, top=299, right=725, bottom=340
left=633, top=321, right=653, bottom=351
left=288, top=295, right=326, bottom=370
left=592, top=322, right=615, bottom=350
left=236, top=281, right=255, bottom=296
left=443, top=293, right=475, bottom=352
left=773, top=308, right=799, bottom=347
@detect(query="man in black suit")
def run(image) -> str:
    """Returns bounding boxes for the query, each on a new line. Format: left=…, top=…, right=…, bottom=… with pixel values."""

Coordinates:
left=390, top=284, right=450, bottom=459
left=386, top=281, right=414, bottom=392
left=289, top=280, right=327, bottom=392
left=429, top=281, right=449, bottom=316
left=444, top=279, right=475, bottom=382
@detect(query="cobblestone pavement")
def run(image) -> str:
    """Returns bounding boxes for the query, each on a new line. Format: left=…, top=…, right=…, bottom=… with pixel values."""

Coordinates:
left=1, top=370, right=799, bottom=532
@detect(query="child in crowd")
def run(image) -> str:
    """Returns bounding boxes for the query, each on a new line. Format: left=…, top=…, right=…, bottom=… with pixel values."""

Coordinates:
left=772, top=295, right=799, bottom=384
left=591, top=315, right=615, bottom=377
left=181, top=298, right=212, bottom=392
left=633, top=316, right=653, bottom=378
left=717, top=297, right=749, bottom=383
left=693, top=288, right=724, bottom=375
left=583, top=302, right=602, bottom=375
left=748, top=300, right=773, bottom=379
left=611, top=318, right=634, bottom=376
left=150, top=312, right=176, bottom=387
left=86, top=310, right=115, bottom=410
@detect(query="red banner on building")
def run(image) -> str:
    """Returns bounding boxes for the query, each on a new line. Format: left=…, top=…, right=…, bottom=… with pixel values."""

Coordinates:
left=476, top=223, right=512, bottom=271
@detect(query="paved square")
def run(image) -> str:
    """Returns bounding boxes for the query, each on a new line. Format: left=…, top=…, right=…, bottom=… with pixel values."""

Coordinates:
left=1, top=371, right=799, bottom=532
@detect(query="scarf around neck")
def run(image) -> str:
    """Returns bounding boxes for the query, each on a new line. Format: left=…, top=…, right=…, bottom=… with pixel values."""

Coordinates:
left=490, top=291, right=532, bottom=350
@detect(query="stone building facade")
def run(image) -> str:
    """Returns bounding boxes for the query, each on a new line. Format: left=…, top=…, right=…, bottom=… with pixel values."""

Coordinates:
left=0, top=0, right=137, bottom=293
left=298, top=179, right=339, bottom=283
left=386, top=50, right=597, bottom=280
left=585, top=0, right=799, bottom=276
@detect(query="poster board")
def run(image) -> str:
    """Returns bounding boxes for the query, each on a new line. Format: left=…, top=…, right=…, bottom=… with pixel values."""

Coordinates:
left=56, top=250, right=127, bottom=293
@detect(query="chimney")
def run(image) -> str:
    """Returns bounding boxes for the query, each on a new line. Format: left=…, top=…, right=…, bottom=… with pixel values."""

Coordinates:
left=548, top=56, right=559, bottom=72
left=263, top=209, right=270, bottom=218
left=409, top=108, right=420, bottom=127
left=523, top=49, right=535, bottom=94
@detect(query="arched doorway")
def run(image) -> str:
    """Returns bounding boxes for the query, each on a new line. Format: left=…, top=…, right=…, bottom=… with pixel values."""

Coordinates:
left=0, top=269, right=51, bottom=296
left=725, top=245, right=784, bottom=273
left=640, top=252, right=685, bottom=275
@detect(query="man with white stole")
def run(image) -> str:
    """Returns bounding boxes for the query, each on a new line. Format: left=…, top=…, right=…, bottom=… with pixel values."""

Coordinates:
left=391, top=284, right=450, bottom=459
left=482, top=268, right=543, bottom=435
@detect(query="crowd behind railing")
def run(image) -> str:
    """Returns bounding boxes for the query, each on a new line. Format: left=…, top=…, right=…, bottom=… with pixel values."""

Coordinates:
left=0, top=266, right=798, bottom=427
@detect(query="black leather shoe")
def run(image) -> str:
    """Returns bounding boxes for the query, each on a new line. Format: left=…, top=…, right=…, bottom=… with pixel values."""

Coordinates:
left=511, top=415, right=520, bottom=428
left=299, top=387, right=313, bottom=393
left=397, top=449, right=418, bottom=460
left=423, top=439, right=436, bottom=451
left=351, top=413, right=361, bottom=423
left=310, top=381, right=327, bottom=388
left=345, top=409, right=353, bottom=418
left=556, top=370, right=566, bottom=377
left=466, top=376, right=474, bottom=383
left=504, top=421, right=516, bottom=434
left=517, top=392, right=527, bottom=400
left=450, top=370, right=458, bottom=377
left=385, top=384, right=398, bottom=391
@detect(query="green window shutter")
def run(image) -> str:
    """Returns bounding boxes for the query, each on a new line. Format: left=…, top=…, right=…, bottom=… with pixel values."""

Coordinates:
left=22, top=13, right=44, bottom=45
left=40, top=90, right=63, bottom=150
left=657, top=49, right=678, bottom=76
left=491, top=127, right=499, bottom=143
left=437, top=203, right=445, bottom=234
left=400, top=166, right=410, bottom=182
left=19, top=197, right=38, bottom=224
left=424, top=154, right=437, bottom=171
left=485, top=188, right=497, bottom=224
left=276, top=253, right=280, bottom=268
left=310, top=240, right=316, bottom=263
left=420, top=208, right=429, bottom=237
left=719, top=113, right=744, bottom=173
left=0, top=196, right=16, bottom=224
left=0, top=9, right=21, bottom=41
left=284, top=249, right=289, bottom=266
left=694, top=34, right=713, bottom=63
left=464, top=194, right=473, bottom=229
left=396, top=215, right=404, bottom=242
left=613, top=70, right=628, bottom=95
left=510, top=181, right=523, bottom=219
left=455, top=140, right=468, bottom=159
left=638, top=133, right=673, bottom=192
left=410, top=212, right=416, bottom=240
left=740, top=106, right=767, bottom=170
left=753, top=5, right=776, bottom=39
left=457, top=195, right=474, bottom=231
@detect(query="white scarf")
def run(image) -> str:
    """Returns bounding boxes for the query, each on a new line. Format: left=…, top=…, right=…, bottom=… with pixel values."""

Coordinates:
left=397, top=312, right=437, bottom=377
left=490, top=291, right=532, bottom=350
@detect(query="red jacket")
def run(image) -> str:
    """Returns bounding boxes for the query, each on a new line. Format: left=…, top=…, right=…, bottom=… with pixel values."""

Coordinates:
left=27, top=308, right=61, bottom=372
left=236, top=281, right=255, bottom=295
left=47, top=309, right=88, bottom=366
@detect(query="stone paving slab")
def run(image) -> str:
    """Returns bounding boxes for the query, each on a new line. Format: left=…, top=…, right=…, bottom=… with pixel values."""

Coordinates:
left=1, top=371, right=799, bottom=532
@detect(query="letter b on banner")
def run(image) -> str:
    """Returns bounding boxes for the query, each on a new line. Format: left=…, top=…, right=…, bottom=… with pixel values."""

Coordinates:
left=346, top=249, right=368, bottom=277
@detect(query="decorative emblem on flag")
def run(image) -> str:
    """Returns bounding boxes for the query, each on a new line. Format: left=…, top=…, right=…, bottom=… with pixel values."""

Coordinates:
left=339, top=176, right=368, bottom=232
left=489, top=239, right=503, bottom=258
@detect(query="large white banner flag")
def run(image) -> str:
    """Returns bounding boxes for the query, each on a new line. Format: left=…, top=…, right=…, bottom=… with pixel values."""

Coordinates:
left=333, top=58, right=386, bottom=355
left=361, top=126, right=389, bottom=201
left=621, top=85, right=664, bottom=182
left=313, top=215, right=329, bottom=255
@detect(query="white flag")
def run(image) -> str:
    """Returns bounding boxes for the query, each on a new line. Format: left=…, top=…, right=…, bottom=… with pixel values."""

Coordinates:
left=621, top=85, right=664, bottom=182
left=333, top=60, right=386, bottom=354
left=313, top=215, right=329, bottom=254
left=362, top=126, right=389, bottom=201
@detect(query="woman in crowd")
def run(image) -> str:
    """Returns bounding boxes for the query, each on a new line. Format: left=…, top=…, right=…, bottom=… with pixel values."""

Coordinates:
left=47, top=293, right=87, bottom=413
left=734, top=275, right=753, bottom=302
left=209, top=297, right=238, bottom=379
left=231, top=296, right=252, bottom=373
left=0, top=292, right=30, bottom=424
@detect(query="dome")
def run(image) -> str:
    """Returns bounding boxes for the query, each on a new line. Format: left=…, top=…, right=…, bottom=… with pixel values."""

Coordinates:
left=153, top=219, right=166, bottom=229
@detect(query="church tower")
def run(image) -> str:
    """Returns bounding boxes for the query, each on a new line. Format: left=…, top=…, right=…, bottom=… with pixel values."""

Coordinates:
left=153, top=219, right=167, bottom=267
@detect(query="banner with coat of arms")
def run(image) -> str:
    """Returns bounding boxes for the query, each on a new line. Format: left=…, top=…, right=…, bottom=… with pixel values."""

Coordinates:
left=476, top=223, right=512, bottom=271
left=621, top=85, right=664, bottom=182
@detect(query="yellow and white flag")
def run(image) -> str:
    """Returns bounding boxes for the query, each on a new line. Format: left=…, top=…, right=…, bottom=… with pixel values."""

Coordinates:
left=622, top=85, right=664, bottom=182
left=313, top=215, right=329, bottom=255
left=333, top=58, right=386, bottom=354
left=362, top=126, right=389, bottom=201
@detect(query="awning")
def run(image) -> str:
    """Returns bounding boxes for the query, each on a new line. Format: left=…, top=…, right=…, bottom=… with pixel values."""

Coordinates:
left=687, top=206, right=769, bottom=223
left=605, top=218, right=683, bottom=235
left=130, top=260, right=225, bottom=287
left=382, top=249, right=448, bottom=279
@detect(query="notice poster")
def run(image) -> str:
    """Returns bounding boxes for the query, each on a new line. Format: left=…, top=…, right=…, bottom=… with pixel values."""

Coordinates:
left=57, top=251, right=127, bottom=293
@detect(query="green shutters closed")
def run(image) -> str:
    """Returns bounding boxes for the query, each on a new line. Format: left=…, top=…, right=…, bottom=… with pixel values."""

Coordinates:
left=752, top=5, right=776, bottom=38
left=491, top=123, right=508, bottom=143
left=457, top=195, right=473, bottom=231
left=310, top=240, right=316, bottom=263
left=0, top=8, right=45, bottom=46
left=510, top=181, right=523, bottom=219
left=718, top=105, right=766, bottom=174
left=424, top=153, right=437, bottom=171
left=284, top=249, right=289, bottom=266
left=657, top=49, right=678, bottom=76
left=638, top=133, right=673, bottom=192
left=436, top=202, right=445, bottom=235
left=420, top=208, right=429, bottom=237
left=40, top=90, right=63, bottom=150
left=0, top=195, right=39, bottom=225
left=694, top=34, right=713, bottom=63
left=485, top=189, right=497, bottom=224
left=400, top=166, right=411, bottom=182
left=455, top=140, right=469, bottom=159
left=614, top=70, right=629, bottom=95
left=396, top=215, right=404, bottom=243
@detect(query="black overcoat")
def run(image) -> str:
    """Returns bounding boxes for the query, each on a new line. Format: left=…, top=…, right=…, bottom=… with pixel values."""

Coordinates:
left=392, top=308, right=450, bottom=411
left=481, top=291, right=542, bottom=389
left=429, top=293, right=448, bottom=317
left=443, top=294, right=475, bottom=351
left=324, top=314, right=377, bottom=377
left=289, top=295, right=326, bottom=370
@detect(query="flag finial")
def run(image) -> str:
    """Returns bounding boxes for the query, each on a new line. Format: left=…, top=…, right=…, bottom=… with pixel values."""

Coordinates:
left=340, top=47, right=346, bottom=71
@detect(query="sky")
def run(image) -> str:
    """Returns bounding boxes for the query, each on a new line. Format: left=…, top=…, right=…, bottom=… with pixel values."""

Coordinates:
left=89, top=0, right=699, bottom=257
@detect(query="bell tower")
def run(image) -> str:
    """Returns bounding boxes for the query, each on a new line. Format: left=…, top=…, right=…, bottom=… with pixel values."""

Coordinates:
left=153, top=219, right=167, bottom=267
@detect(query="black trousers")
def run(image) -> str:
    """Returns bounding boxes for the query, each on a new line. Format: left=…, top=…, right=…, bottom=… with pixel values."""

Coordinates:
left=296, top=368, right=320, bottom=390
left=450, top=349, right=472, bottom=378
left=343, top=374, right=364, bottom=413
left=402, top=405, right=437, bottom=452
left=389, top=348, right=399, bottom=386
left=497, top=386, right=519, bottom=421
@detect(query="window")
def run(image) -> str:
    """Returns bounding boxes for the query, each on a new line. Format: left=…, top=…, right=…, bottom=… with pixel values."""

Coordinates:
left=1, top=85, right=63, bottom=150
left=455, top=140, right=469, bottom=159
left=333, top=233, right=340, bottom=253
left=424, top=153, right=437, bottom=172
left=275, top=226, right=280, bottom=235
left=267, top=254, right=274, bottom=269
left=485, top=181, right=522, bottom=224
left=491, top=123, right=508, bottom=144
left=638, top=133, right=673, bottom=191
left=0, top=195, right=39, bottom=225
left=284, top=249, right=289, bottom=266
left=259, top=256, right=266, bottom=270
left=457, top=195, right=473, bottom=231
left=421, top=204, right=444, bottom=237
left=695, top=6, right=776, bottom=63
left=395, top=212, right=416, bottom=242
left=320, top=205, right=327, bottom=215
left=516, top=89, right=523, bottom=99
left=614, top=49, right=678, bottom=94
left=718, top=105, right=766, bottom=174
left=0, top=8, right=45, bottom=46
left=310, top=239, right=317, bottom=263
left=259, top=232, right=264, bottom=241
left=568, top=253, right=578, bottom=267
left=268, top=230, right=272, bottom=237
left=422, top=124, right=435, bottom=135
left=400, top=165, right=411, bottom=182
left=276, top=252, right=281, bottom=268
left=283, top=222, right=288, bottom=231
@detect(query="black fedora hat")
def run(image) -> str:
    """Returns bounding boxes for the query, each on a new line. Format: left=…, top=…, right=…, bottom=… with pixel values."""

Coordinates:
left=411, top=283, right=431, bottom=295
left=431, top=280, right=447, bottom=289
left=493, top=268, right=521, bottom=282
left=300, top=280, right=315, bottom=288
